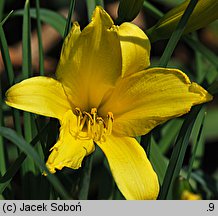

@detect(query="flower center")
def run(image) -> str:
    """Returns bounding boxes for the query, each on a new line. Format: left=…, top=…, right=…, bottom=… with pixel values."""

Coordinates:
left=73, top=107, right=114, bottom=142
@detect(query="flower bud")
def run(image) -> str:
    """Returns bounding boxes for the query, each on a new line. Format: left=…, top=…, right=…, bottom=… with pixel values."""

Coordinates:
left=148, top=0, right=218, bottom=42
left=116, top=0, right=144, bottom=24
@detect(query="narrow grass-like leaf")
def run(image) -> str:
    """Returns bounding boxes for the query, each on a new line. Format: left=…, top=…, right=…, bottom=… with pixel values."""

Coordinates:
left=0, top=18, right=22, bottom=136
left=22, top=0, right=32, bottom=79
left=150, top=137, right=168, bottom=185
left=63, top=0, right=75, bottom=38
left=22, top=0, right=33, bottom=144
left=143, top=1, right=163, bottom=20
left=14, top=8, right=66, bottom=37
left=208, top=81, right=218, bottom=95
left=0, top=122, right=49, bottom=193
left=159, top=105, right=202, bottom=199
left=0, top=10, right=13, bottom=25
left=187, top=110, right=206, bottom=180
left=0, top=25, right=14, bottom=85
left=0, top=126, right=71, bottom=199
left=0, top=0, right=5, bottom=20
left=159, top=119, right=183, bottom=154
left=183, top=36, right=218, bottom=70
left=0, top=84, right=6, bottom=177
left=77, top=155, right=93, bottom=199
left=21, top=0, right=36, bottom=198
left=140, top=133, right=151, bottom=159
left=159, top=0, right=198, bottom=67
left=35, top=0, right=44, bottom=75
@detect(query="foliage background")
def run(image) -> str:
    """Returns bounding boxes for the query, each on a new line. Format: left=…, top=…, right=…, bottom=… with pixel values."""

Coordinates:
left=0, top=0, right=217, bottom=200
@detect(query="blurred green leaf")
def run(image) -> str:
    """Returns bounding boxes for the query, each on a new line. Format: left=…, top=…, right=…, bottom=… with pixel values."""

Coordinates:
left=150, top=137, right=168, bottom=185
left=86, top=0, right=104, bottom=22
left=14, top=8, right=66, bottom=37
left=159, top=119, right=183, bottom=154
left=158, top=0, right=198, bottom=67
left=0, top=0, right=5, bottom=20
left=204, top=109, right=218, bottom=140
left=153, top=0, right=184, bottom=7
left=116, top=0, right=144, bottom=25
left=148, top=0, right=218, bottom=42
left=184, top=36, right=218, bottom=71
left=143, top=1, right=163, bottom=20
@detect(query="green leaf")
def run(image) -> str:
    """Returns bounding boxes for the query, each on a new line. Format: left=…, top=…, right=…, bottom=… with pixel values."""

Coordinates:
left=22, top=0, right=32, bottom=79
left=148, top=0, right=218, bottom=42
left=35, top=0, right=44, bottom=75
left=159, top=105, right=202, bottom=199
left=86, top=0, right=104, bottom=22
left=0, top=0, right=5, bottom=20
left=0, top=83, right=6, bottom=177
left=77, top=155, right=93, bottom=199
left=143, top=1, right=163, bottom=20
left=187, top=109, right=206, bottom=180
left=0, top=15, right=22, bottom=136
left=140, top=132, right=151, bottom=159
left=63, top=0, right=75, bottom=38
left=116, top=0, right=144, bottom=25
left=13, top=8, right=66, bottom=37
left=0, top=126, right=71, bottom=199
left=158, top=0, right=198, bottom=67
left=159, top=119, right=183, bottom=154
left=0, top=24, right=14, bottom=85
left=184, top=36, right=218, bottom=71
left=150, top=137, right=168, bottom=185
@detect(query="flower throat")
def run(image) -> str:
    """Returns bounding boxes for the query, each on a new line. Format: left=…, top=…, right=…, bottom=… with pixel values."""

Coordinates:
left=73, top=107, right=114, bottom=142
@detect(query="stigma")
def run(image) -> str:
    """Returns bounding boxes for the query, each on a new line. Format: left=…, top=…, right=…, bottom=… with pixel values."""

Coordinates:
left=73, top=107, right=114, bottom=142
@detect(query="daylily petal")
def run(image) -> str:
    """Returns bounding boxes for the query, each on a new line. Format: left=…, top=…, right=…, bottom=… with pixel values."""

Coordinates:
left=96, top=135, right=159, bottom=200
left=118, top=22, right=150, bottom=76
left=58, top=21, right=81, bottom=67
left=5, top=76, right=71, bottom=120
left=56, top=6, right=122, bottom=110
left=99, top=68, right=213, bottom=137
left=46, top=110, right=95, bottom=173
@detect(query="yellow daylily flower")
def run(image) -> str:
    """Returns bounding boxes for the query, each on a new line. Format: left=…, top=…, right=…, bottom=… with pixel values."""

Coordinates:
left=5, top=6, right=212, bottom=200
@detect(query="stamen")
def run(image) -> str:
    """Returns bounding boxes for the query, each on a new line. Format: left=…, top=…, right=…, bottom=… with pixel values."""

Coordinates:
left=106, top=112, right=114, bottom=135
left=79, top=115, right=87, bottom=131
left=96, top=117, right=104, bottom=141
left=73, top=108, right=114, bottom=142
left=74, top=107, right=83, bottom=128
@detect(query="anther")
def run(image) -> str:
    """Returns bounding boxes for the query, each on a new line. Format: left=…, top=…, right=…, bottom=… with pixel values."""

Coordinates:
left=74, top=107, right=83, bottom=128
left=106, top=112, right=114, bottom=135
left=73, top=108, right=114, bottom=142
